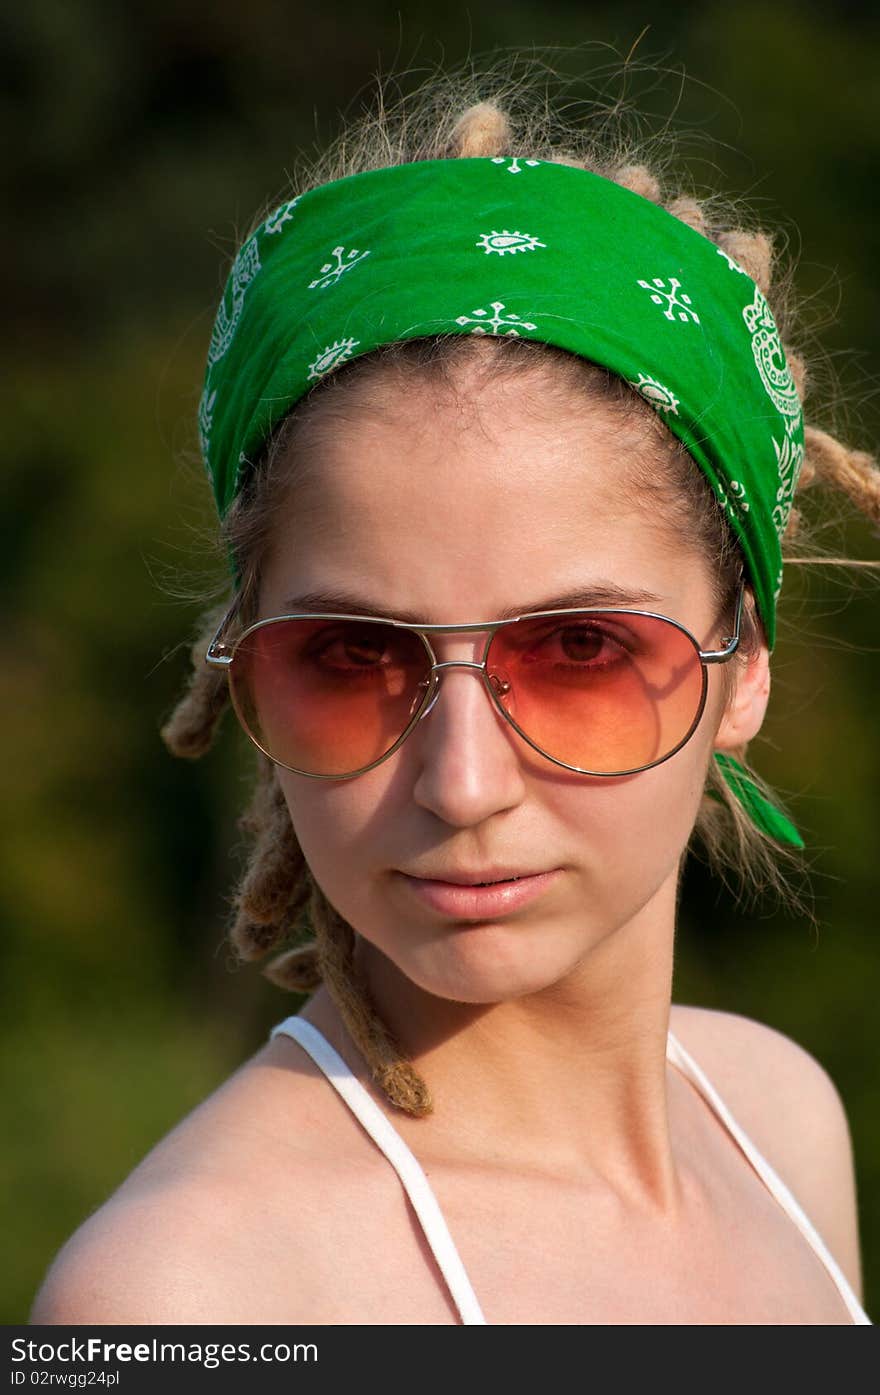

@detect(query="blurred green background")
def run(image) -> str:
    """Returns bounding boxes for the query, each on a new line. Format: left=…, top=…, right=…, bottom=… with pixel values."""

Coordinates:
left=4, top=0, right=879, bottom=1324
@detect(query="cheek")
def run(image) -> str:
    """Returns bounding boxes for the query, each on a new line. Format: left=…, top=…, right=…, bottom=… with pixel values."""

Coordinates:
left=274, top=771, right=387, bottom=913
left=549, top=732, right=713, bottom=896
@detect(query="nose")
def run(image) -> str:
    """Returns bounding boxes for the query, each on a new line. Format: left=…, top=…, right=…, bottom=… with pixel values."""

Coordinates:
left=408, top=651, right=527, bottom=828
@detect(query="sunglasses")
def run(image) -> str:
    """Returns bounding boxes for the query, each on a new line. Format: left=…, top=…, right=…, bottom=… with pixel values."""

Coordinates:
left=204, top=580, right=745, bottom=780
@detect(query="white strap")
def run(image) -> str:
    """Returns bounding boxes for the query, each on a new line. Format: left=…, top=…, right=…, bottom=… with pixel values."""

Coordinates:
left=666, top=1029, right=871, bottom=1325
left=270, top=1016, right=870, bottom=1326
left=270, top=1015, right=488, bottom=1325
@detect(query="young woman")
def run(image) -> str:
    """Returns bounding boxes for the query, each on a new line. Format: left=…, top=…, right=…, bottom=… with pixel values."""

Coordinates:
left=30, top=77, right=877, bottom=1325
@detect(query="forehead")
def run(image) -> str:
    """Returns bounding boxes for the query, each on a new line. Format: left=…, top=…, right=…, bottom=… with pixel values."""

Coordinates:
left=259, top=372, right=706, bottom=622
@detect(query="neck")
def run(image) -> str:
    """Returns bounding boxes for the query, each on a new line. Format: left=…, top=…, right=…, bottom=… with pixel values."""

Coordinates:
left=301, top=867, right=688, bottom=1214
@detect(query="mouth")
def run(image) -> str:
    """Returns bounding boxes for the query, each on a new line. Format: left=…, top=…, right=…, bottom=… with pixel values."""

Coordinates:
left=402, top=869, right=542, bottom=885
left=396, top=868, right=560, bottom=918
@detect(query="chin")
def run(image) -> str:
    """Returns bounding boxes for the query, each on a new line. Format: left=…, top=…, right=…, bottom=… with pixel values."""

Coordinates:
left=389, top=925, right=587, bottom=1005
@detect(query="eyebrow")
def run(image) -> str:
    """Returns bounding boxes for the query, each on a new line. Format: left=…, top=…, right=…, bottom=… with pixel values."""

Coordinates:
left=277, top=583, right=666, bottom=624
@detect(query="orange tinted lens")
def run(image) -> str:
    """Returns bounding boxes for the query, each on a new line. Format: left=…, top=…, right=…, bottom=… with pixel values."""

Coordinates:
left=229, top=617, right=431, bottom=775
left=486, top=611, right=706, bottom=773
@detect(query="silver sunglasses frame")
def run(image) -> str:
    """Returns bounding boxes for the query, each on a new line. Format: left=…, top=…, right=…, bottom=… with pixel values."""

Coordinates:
left=205, top=580, right=745, bottom=780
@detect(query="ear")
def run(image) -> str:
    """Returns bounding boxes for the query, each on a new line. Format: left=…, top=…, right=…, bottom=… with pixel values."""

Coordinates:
left=712, top=637, right=772, bottom=752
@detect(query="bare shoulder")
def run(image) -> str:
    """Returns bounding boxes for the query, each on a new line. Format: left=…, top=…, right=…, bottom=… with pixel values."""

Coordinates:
left=29, top=1182, right=252, bottom=1324
left=669, top=1002, right=864, bottom=1303
left=29, top=1035, right=379, bottom=1324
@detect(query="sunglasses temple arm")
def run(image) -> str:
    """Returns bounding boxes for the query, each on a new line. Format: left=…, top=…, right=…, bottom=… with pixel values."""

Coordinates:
left=205, top=593, right=244, bottom=667
left=699, top=579, right=745, bottom=663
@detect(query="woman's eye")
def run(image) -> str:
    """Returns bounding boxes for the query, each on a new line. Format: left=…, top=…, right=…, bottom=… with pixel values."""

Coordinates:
left=312, top=627, right=389, bottom=667
left=558, top=625, right=608, bottom=661
left=520, top=621, right=633, bottom=665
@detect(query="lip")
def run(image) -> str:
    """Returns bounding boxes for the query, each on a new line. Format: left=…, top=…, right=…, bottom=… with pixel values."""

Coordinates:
left=396, top=869, right=560, bottom=918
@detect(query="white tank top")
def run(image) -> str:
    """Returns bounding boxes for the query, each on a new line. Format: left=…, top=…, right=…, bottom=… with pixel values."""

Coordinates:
left=269, top=1014, right=871, bottom=1325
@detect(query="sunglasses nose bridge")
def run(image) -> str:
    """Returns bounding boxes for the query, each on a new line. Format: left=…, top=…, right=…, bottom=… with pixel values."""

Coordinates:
left=418, top=657, right=506, bottom=721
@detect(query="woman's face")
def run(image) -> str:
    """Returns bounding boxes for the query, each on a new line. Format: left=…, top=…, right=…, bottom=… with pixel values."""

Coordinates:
left=257, top=364, right=765, bottom=1005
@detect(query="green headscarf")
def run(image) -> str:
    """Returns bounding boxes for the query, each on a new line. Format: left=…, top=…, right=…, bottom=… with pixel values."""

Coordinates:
left=198, top=157, right=805, bottom=848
